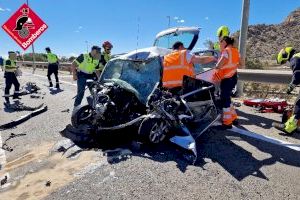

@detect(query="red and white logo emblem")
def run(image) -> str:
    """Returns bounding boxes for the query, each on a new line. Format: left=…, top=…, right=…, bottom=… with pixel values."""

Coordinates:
left=2, top=4, right=48, bottom=50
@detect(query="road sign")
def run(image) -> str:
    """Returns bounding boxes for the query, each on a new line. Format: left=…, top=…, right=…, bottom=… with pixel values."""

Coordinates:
left=2, top=3, right=48, bottom=50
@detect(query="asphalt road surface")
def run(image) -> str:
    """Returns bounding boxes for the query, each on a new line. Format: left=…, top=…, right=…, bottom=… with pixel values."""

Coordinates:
left=0, top=68, right=300, bottom=200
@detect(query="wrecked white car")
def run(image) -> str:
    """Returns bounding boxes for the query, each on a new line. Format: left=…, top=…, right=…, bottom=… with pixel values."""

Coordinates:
left=71, top=27, right=220, bottom=163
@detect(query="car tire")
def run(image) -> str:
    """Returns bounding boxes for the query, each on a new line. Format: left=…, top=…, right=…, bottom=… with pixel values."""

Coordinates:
left=71, top=104, right=92, bottom=128
left=138, top=117, right=167, bottom=144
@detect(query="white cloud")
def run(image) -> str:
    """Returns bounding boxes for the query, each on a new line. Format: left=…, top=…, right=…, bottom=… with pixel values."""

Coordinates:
left=78, top=26, right=83, bottom=29
left=173, top=16, right=179, bottom=20
left=205, top=17, right=209, bottom=20
left=177, top=19, right=185, bottom=23
left=0, top=7, right=11, bottom=12
left=74, top=30, right=80, bottom=33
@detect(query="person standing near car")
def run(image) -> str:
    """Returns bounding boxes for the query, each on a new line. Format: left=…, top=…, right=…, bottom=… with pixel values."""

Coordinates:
left=0, top=56, right=4, bottom=71
left=45, top=47, right=60, bottom=89
left=72, top=46, right=101, bottom=107
left=213, top=26, right=230, bottom=52
left=214, top=36, right=240, bottom=129
left=162, top=41, right=216, bottom=94
left=272, top=47, right=300, bottom=134
left=100, top=41, right=113, bottom=71
left=3, top=51, right=21, bottom=105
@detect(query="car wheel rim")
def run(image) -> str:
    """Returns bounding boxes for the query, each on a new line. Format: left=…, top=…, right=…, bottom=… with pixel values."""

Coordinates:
left=149, top=121, right=166, bottom=143
left=79, top=108, right=92, bottom=123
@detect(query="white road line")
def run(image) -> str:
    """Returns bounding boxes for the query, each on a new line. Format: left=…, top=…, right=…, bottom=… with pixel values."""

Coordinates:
left=23, top=72, right=77, bottom=86
left=213, top=122, right=300, bottom=151
left=214, top=122, right=300, bottom=151
left=0, top=131, right=7, bottom=168
left=0, top=131, right=10, bottom=188
left=230, top=127, right=300, bottom=151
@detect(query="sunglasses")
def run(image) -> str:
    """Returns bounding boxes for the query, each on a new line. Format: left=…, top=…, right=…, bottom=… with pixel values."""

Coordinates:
left=105, top=48, right=111, bottom=51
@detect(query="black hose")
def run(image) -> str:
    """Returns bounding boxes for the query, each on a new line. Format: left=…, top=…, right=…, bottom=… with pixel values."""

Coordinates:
left=0, top=106, right=48, bottom=130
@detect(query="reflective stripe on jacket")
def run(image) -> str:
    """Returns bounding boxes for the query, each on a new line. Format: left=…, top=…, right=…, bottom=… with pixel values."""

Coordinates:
left=293, top=52, right=300, bottom=58
left=215, top=47, right=239, bottom=80
left=162, top=50, right=194, bottom=88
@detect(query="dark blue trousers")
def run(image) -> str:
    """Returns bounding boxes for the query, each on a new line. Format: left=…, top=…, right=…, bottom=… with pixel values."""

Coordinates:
left=220, top=73, right=237, bottom=108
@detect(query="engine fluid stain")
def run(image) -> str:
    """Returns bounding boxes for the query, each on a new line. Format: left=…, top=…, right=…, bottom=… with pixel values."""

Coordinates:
left=0, top=142, right=106, bottom=200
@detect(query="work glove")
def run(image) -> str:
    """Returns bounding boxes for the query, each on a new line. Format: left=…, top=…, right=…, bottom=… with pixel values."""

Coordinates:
left=287, top=84, right=296, bottom=94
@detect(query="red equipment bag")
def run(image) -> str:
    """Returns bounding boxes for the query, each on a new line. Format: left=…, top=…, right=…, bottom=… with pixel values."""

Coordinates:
left=243, top=98, right=288, bottom=113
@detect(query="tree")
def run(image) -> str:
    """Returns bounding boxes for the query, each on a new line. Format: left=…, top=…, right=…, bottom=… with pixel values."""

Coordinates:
left=68, top=56, right=76, bottom=62
left=203, top=39, right=214, bottom=50
left=23, top=53, right=47, bottom=62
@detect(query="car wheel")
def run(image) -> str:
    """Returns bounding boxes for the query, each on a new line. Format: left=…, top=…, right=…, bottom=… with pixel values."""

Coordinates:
left=138, top=117, right=167, bottom=144
left=71, top=104, right=93, bottom=128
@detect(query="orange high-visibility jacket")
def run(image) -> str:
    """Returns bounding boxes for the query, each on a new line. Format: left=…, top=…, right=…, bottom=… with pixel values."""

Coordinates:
left=215, top=46, right=240, bottom=80
left=162, top=50, right=195, bottom=88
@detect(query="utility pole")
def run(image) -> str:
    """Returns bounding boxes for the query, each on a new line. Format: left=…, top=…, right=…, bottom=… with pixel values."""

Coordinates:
left=26, top=0, right=36, bottom=74
left=167, top=16, right=171, bottom=28
left=237, top=0, right=250, bottom=96
left=85, top=41, right=89, bottom=53
left=166, top=16, right=171, bottom=48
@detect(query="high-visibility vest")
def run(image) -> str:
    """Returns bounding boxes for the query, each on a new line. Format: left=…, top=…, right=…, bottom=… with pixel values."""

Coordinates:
left=77, top=54, right=100, bottom=74
left=214, top=46, right=239, bottom=80
left=162, top=50, right=195, bottom=88
left=213, top=42, right=220, bottom=51
left=5, top=59, right=17, bottom=72
left=99, top=52, right=111, bottom=71
left=293, top=52, right=300, bottom=58
left=102, top=52, right=111, bottom=64
left=47, top=53, right=58, bottom=64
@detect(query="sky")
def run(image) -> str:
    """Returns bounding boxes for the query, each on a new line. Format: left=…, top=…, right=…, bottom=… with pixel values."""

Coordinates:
left=0, top=0, right=299, bottom=58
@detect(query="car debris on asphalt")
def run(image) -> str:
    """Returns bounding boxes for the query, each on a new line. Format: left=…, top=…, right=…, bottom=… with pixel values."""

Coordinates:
left=1, top=133, right=27, bottom=152
left=0, top=106, right=48, bottom=130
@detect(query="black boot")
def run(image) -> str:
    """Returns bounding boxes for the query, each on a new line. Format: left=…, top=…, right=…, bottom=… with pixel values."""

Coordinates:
left=4, top=97, right=10, bottom=106
left=55, top=82, right=60, bottom=89
left=221, top=124, right=233, bottom=130
left=49, top=82, right=53, bottom=87
left=13, top=93, right=21, bottom=100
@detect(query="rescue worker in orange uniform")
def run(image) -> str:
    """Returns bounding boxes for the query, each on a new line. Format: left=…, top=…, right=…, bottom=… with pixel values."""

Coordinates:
left=162, top=41, right=216, bottom=94
left=214, top=36, right=241, bottom=129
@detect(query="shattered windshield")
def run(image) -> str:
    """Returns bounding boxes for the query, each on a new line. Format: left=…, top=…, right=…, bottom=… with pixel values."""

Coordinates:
left=100, top=57, right=162, bottom=104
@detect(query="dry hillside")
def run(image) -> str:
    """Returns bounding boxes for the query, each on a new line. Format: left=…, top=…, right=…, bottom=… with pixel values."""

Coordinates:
left=244, top=8, right=300, bottom=61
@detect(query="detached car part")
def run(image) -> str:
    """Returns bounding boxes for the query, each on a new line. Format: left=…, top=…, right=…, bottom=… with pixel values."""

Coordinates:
left=0, top=106, right=47, bottom=130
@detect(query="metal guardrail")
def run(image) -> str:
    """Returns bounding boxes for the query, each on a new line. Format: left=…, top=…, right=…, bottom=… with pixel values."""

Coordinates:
left=237, top=69, right=291, bottom=84
left=17, top=60, right=72, bottom=71
left=17, top=61, right=292, bottom=84
left=17, top=61, right=72, bottom=66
